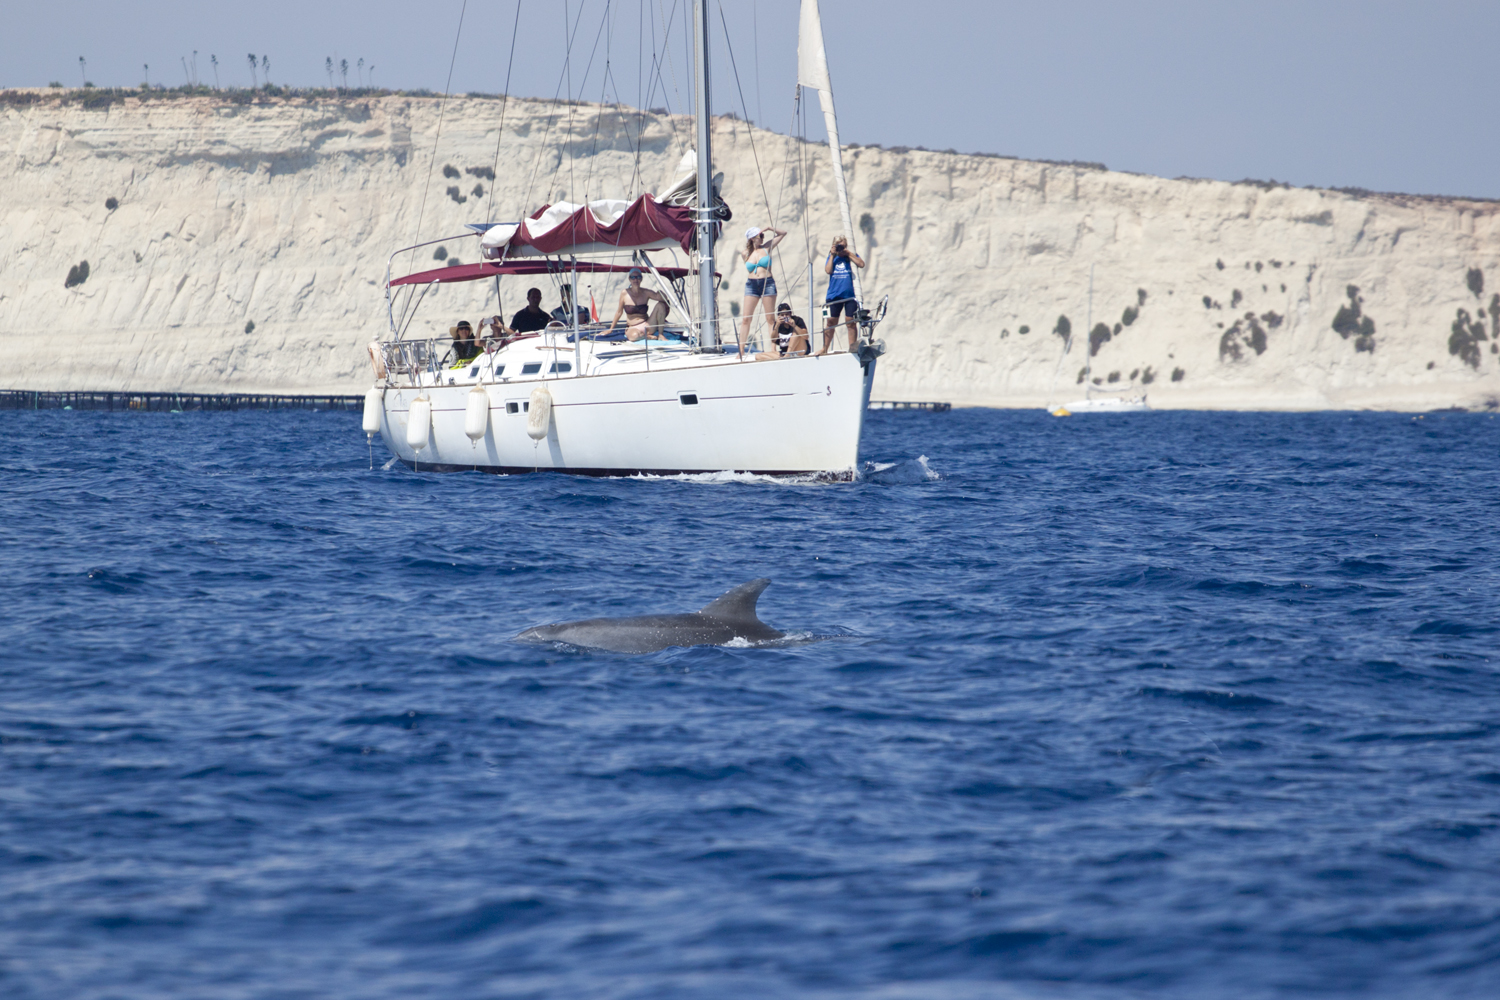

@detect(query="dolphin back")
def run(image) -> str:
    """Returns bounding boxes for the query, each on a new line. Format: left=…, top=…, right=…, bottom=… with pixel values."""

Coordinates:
left=699, top=579, right=776, bottom=629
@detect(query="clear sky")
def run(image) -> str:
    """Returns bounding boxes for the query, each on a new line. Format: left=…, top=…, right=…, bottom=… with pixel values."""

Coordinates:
left=6, top=1, right=1497, bottom=199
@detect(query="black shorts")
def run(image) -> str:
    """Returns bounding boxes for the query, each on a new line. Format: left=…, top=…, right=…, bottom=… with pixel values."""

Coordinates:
left=826, top=298, right=860, bottom=322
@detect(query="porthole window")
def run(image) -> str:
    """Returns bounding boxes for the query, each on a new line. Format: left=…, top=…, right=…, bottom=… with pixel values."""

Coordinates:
left=679, top=392, right=699, bottom=406
left=549, top=362, right=572, bottom=374
left=521, top=362, right=542, bottom=375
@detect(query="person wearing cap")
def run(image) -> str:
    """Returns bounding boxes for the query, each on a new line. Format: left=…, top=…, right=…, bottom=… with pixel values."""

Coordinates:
left=754, top=302, right=810, bottom=361
left=550, top=286, right=591, bottom=327
left=738, top=225, right=787, bottom=359
left=607, top=267, right=670, bottom=341
left=449, top=319, right=479, bottom=361
left=509, top=287, right=551, bottom=334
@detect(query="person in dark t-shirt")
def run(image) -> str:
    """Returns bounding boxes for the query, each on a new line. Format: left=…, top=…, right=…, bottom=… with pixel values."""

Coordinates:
left=510, top=287, right=551, bottom=334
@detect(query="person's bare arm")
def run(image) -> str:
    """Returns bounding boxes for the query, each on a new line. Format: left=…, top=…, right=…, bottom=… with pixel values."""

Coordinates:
left=823, top=253, right=834, bottom=276
left=848, top=249, right=866, bottom=268
left=607, top=294, right=625, bottom=330
left=763, top=227, right=788, bottom=251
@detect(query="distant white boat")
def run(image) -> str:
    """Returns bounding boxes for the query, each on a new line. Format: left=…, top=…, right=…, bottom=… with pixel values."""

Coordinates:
left=1050, top=265, right=1150, bottom=416
left=1054, top=394, right=1149, bottom=415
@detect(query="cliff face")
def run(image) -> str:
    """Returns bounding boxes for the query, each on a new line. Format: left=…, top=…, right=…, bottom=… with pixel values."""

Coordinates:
left=3, top=92, right=1499, bottom=408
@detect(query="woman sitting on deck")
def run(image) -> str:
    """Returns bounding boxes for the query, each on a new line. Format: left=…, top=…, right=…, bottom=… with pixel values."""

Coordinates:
left=607, top=268, right=670, bottom=341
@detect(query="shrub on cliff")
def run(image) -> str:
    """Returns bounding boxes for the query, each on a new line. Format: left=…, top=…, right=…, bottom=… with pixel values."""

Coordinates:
left=1449, top=308, right=1487, bottom=369
left=64, top=261, right=90, bottom=288
left=1331, top=285, right=1376, bottom=353
left=1467, top=267, right=1484, bottom=298
left=1053, top=315, right=1071, bottom=347
left=1089, top=323, right=1111, bottom=356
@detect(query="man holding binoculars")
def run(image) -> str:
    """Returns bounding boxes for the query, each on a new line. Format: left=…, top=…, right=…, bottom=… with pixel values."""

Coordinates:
left=817, top=235, right=866, bottom=355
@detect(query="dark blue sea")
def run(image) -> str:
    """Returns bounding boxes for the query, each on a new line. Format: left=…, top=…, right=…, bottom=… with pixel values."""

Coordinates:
left=2, top=407, right=1499, bottom=999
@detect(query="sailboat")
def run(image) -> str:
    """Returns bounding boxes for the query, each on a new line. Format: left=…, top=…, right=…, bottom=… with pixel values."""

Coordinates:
left=361, top=0, right=886, bottom=477
left=1052, top=266, right=1150, bottom=415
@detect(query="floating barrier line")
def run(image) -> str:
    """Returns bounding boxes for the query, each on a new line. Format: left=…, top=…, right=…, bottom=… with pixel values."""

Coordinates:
left=0, top=390, right=364, bottom=412
left=867, top=400, right=951, bottom=412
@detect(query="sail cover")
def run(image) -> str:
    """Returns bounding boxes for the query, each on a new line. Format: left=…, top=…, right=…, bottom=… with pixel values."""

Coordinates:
left=389, top=259, right=691, bottom=288
left=479, top=194, right=695, bottom=259
left=797, top=0, right=862, bottom=303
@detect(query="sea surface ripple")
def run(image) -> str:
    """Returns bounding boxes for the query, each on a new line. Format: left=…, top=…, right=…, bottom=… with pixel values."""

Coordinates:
left=1, top=408, right=1498, bottom=999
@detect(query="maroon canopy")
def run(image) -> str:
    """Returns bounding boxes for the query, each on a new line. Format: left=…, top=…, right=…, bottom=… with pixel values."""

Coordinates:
left=390, top=259, right=692, bottom=288
left=503, top=195, right=696, bottom=256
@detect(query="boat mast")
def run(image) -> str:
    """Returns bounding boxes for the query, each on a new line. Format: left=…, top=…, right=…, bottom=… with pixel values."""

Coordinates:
left=692, top=0, right=718, bottom=350
left=1084, top=264, right=1094, bottom=400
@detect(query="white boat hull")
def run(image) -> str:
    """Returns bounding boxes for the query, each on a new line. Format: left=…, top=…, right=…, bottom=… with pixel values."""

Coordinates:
left=374, top=349, right=878, bottom=478
left=1056, top=396, right=1151, bottom=413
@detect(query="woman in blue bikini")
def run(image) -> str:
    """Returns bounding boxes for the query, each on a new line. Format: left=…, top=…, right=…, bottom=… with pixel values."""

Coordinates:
left=737, top=225, right=787, bottom=358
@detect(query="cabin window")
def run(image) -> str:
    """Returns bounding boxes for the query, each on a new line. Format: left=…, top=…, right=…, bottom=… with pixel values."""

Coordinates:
left=506, top=401, right=528, bottom=414
left=521, top=362, right=542, bottom=375
left=468, top=366, right=479, bottom=378
left=679, top=392, right=699, bottom=406
left=548, top=362, right=572, bottom=374
left=493, top=365, right=505, bottom=377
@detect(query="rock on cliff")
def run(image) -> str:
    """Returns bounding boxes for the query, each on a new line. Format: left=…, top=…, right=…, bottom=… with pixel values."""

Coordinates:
left=3, top=92, right=1498, bottom=408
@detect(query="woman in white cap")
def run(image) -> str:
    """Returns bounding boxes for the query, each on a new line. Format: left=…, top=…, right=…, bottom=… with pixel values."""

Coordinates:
left=737, top=225, right=786, bottom=358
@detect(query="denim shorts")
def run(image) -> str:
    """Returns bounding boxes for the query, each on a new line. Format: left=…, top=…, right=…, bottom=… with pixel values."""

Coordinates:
left=745, top=277, right=778, bottom=298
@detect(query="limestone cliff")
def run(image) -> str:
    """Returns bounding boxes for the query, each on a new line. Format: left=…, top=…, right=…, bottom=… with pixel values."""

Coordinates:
left=3, top=91, right=1498, bottom=409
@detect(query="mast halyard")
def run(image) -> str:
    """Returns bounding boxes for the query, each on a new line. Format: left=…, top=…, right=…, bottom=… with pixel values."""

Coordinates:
left=692, top=0, right=718, bottom=350
left=798, top=0, right=862, bottom=306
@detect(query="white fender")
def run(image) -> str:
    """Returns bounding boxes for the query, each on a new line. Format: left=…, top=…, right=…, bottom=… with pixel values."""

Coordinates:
left=406, top=395, right=431, bottom=451
left=367, top=341, right=387, bottom=379
left=464, top=386, right=489, bottom=443
left=526, top=386, right=552, bottom=441
left=362, top=386, right=384, bottom=436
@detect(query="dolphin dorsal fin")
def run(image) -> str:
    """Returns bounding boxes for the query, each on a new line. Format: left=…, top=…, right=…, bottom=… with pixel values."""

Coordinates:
left=699, top=578, right=771, bottom=622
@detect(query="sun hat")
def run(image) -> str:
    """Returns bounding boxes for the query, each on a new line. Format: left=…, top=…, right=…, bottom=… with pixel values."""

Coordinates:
left=744, top=226, right=762, bottom=241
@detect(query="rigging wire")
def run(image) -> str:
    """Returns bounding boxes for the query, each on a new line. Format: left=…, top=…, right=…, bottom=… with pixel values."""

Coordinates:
left=579, top=0, right=615, bottom=202
left=752, top=0, right=762, bottom=127
left=716, top=1, right=774, bottom=228
left=523, top=1, right=590, bottom=210
left=564, top=1, right=576, bottom=203
left=485, top=0, right=523, bottom=224
left=403, top=0, right=468, bottom=324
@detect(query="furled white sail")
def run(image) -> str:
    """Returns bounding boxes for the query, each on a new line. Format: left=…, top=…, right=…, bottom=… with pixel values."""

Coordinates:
left=797, top=0, right=862, bottom=304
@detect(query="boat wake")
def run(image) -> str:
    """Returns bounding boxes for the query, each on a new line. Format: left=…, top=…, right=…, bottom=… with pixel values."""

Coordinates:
left=628, top=470, right=844, bottom=486
left=861, top=455, right=940, bottom=484
left=627, top=457, right=940, bottom=486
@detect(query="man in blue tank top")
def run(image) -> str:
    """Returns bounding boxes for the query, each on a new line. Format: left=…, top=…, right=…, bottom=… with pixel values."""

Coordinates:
left=817, top=235, right=866, bottom=354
